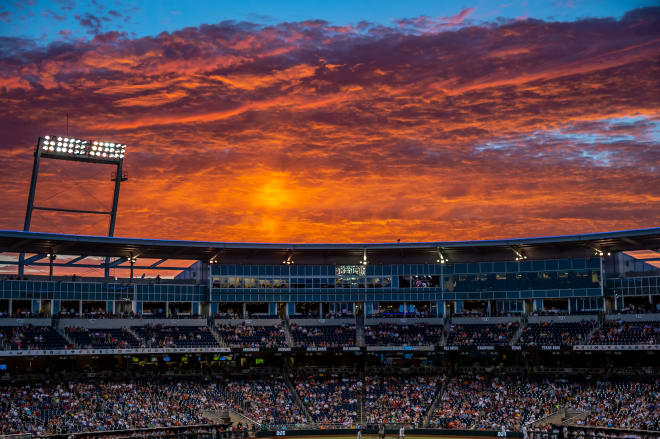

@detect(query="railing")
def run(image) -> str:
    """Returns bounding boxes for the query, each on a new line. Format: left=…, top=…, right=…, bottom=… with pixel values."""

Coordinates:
left=226, top=408, right=259, bottom=426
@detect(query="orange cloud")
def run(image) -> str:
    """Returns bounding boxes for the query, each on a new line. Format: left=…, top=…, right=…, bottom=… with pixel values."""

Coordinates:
left=0, top=8, right=658, bottom=246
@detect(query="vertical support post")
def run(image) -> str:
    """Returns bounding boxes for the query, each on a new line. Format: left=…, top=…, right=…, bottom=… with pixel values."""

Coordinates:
left=49, top=254, right=54, bottom=280
left=130, top=258, right=134, bottom=282
left=599, top=255, right=605, bottom=312
left=208, top=262, right=213, bottom=318
left=19, top=143, right=42, bottom=275
left=105, top=160, right=123, bottom=278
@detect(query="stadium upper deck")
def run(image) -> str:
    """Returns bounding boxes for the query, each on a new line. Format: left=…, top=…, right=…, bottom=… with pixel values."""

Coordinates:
left=0, top=228, right=658, bottom=354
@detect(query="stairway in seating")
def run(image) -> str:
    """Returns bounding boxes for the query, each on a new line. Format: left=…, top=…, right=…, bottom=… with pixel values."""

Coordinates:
left=283, top=373, right=313, bottom=423
left=424, top=377, right=445, bottom=427
left=510, top=322, right=524, bottom=346
left=440, top=319, right=448, bottom=347
left=581, top=317, right=603, bottom=345
left=126, top=327, right=145, bottom=346
left=356, top=316, right=365, bottom=347
left=209, top=324, right=226, bottom=347
left=282, top=317, right=295, bottom=348
left=55, top=326, right=76, bottom=349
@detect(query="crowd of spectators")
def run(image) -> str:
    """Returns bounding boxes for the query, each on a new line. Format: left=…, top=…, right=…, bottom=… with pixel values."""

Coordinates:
left=290, top=324, right=355, bottom=347
left=0, top=373, right=658, bottom=435
left=364, top=324, right=443, bottom=346
left=216, top=325, right=287, bottom=348
left=588, top=321, right=660, bottom=345
left=0, top=325, right=70, bottom=350
left=519, top=321, right=594, bottom=346
left=570, top=381, right=659, bottom=431
left=65, top=327, right=139, bottom=349
left=569, top=426, right=660, bottom=439
left=430, top=375, right=586, bottom=430
left=132, top=325, right=219, bottom=348
left=294, top=375, right=360, bottom=425
left=364, top=375, right=440, bottom=425
left=0, top=379, right=227, bottom=435
left=223, top=378, right=305, bottom=425
left=429, top=376, right=659, bottom=432
left=446, top=322, right=519, bottom=346
left=213, top=312, right=242, bottom=320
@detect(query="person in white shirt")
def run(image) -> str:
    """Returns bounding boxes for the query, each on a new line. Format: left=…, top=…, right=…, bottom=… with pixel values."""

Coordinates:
left=399, top=426, right=405, bottom=439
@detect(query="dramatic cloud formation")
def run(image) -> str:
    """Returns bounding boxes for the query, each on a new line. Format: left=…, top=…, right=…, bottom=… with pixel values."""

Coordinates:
left=0, top=7, right=658, bottom=244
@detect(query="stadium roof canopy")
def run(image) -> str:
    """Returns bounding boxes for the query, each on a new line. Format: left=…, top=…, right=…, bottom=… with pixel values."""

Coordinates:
left=0, top=228, right=659, bottom=265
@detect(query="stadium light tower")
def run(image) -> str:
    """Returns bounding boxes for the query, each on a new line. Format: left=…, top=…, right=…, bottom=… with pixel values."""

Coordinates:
left=19, top=135, right=128, bottom=277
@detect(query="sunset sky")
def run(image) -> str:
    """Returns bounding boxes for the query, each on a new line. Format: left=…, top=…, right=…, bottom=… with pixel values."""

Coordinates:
left=0, top=0, right=659, bottom=245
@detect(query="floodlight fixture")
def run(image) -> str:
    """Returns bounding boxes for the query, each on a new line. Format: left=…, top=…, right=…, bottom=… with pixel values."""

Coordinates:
left=39, top=135, right=126, bottom=163
left=513, top=249, right=527, bottom=261
left=436, top=248, right=448, bottom=264
left=592, top=248, right=610, bottom=257
left=360, top=249, right=368, bottom=265
left=282, top=254, right=294, bottom=265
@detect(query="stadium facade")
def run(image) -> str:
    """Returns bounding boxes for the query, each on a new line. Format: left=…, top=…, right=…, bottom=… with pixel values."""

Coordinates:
left=1, top=228, right=659, bottom=318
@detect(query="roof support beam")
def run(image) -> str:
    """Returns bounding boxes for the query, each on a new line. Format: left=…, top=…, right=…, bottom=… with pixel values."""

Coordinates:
left=64, top=255, right=88, bottom=265
left=105, top=257, right=128, bottom=268
left=24, top=254, right=47, bottom=264
left=149, top=258, right=168, bottom=268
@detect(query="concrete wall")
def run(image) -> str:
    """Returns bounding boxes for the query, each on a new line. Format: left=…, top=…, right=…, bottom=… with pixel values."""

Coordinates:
left=605, top=313, right=660, bottom=322
left=214, top=318, right=282, bottom=326
left=528, top=315, right=598, bottom=324
left=0, top=318, right=51, bottom=327
left=450, top=316, right=519, bottom=325
left=365, top=317, right=445, bottom=325
left=290, top=318, right=356, bottom=326
left=58, top=318, right=208, bottom=329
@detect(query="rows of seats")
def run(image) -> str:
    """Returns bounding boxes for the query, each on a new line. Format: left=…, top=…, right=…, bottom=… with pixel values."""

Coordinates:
left=223, top=377, right=306, bottom=425
left=430, top=376, right=576, bottom=430
left=569, top=381, right=659, bottom=431
left=518, top=321, right=594, bottom=346
left=0, top=379, right=226, bottom=435
left=588, top=320, right=660, bottom=345
left=131, top=325, right=219, bottom=348
left=295, top=375, right=359, bottom=425
left=65, top=327, right=140, bottom=349
left=446, top=322, right=519, bottom=346
left=1, top=374, right=658, bottom=434
left=364, top=375, right=439, bottom=424
left=0, top=325, right=69, bottom=350
left=290, top=324, right=356, bottom=347
left=429, top=376, right=660, bottom=431
left=216, top=325, right=287, bottom=348
left=364, top=324, right=443, bottom=345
